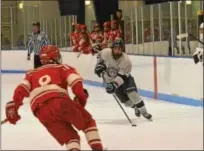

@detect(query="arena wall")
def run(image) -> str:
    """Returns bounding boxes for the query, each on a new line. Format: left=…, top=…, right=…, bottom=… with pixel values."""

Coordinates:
left=1, top=50, right=203, bottom=107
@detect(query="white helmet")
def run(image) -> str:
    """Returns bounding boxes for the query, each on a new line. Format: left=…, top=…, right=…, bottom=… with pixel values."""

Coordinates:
left=200, top=22, right=204, bottom=29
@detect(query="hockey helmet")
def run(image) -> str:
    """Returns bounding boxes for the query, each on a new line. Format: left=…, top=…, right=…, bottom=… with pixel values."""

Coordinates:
left=80, top=24, right=87, bottom=30
left=94, top=23, right=100, bottom=28
left=75, top=24, right=81, bottom=30
left=39, top=45, right=61, bottom=64
left=112, top=38, right=124, bottom=59
left=103, top=21, right=111, bottom=27
left=112, top=38, right=124, bottom=48
left=80, top=25, right=87, bottom=32
left=111, top=20, right=117, bottom=29
left=103, top=21, right=110, bottom=32
left=111, top=20, right=117, bottom=25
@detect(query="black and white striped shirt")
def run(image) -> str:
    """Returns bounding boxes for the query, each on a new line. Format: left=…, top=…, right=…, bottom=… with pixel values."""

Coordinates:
left=27, top=31, right=50, bottom=55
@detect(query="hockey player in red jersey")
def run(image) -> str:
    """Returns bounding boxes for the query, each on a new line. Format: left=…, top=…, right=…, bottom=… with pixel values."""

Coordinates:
left=108, top=20, right=121, bottom=46
left=89, top=23, right=104, bottom=49
left=78, top=24, right=93, bottom=54
left=5, top=45, right=104, bottom=150
left=70, top=24, right=81, bottom=52
left=102, top=21, right=111, bottom=49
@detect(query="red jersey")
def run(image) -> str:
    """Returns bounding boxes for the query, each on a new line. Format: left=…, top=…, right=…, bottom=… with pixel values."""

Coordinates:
left=12, top=64, right=87, bottom=112
left=108, top=29, right=121, bottom=43
left=103, top=31, right=111, bottom=42
left=70, top=31, right=81, bottom=46
left=79, top=32, right=90, bottom=47
left=89, top=31, right=104, bottom=45
left=102, top=31, right=111, bottom=48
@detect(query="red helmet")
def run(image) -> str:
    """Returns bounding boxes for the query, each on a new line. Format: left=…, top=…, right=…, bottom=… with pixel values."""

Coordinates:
left=103, top=21, right=111, bottom=27
left=39, top=45, right=61, bottom=64
left=94, top=23, right=100, bottom=28
left=80, top=24, right=87, bottom=30
left=111, top=20, right=117, bottom=25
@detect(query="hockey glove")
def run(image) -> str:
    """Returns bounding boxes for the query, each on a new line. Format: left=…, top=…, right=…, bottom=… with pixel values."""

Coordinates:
left=193, top=47, right=203, bottom=64
left=106, top=82, right=118, bottom=94
left=94, top=62, right=107, bottom=77
left=73, top=89, right=89, bottom=107
left=5, top=101, right=21, bottom=125
left=92, top=44, right=102, bottom=53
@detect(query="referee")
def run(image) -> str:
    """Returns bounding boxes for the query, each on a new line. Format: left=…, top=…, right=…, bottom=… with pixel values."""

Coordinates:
left=27, top=22, right=50, bottom=68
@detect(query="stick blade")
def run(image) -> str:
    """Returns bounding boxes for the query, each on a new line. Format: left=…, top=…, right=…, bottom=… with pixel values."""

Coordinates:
left=1, top=119, right=8, bottom=125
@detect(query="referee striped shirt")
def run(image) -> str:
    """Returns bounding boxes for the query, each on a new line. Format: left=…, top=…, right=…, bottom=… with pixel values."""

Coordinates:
left=27, top=31, right=50, bottom=55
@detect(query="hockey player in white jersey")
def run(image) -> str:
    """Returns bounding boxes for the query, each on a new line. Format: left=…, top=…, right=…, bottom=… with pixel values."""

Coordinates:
left=94, top=38, right=152, bottom=120
left=193, top=22, right=203, bottom=64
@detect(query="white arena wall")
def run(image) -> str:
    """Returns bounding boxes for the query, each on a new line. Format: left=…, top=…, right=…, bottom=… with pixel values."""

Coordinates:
left=1, top=50, right=203, bottom=107
left=125, top=41, right=198, bottom=55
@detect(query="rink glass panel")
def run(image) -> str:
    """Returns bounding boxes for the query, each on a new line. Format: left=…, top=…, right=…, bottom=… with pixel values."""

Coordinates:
left=120, top=1, right=202, bottom=56
left=1, top=1, right=202, bottom=56
left=1, top=4, right=76, bottom=51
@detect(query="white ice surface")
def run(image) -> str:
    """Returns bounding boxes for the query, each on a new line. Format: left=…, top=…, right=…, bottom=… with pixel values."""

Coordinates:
left=1, top=75, right=203, bottom=150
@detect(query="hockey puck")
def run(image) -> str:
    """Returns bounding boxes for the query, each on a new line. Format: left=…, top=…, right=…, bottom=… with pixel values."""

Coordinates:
left=132, top=124, right=136, bottom=127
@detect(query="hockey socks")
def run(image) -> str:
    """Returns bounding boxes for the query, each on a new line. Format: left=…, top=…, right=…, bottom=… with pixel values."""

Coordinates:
left=84, top=126, right=103, bottom=150
left=133, top=100, right=152, bottom=120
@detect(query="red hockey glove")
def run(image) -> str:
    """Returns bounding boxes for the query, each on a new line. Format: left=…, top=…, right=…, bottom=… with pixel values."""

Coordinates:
left=83, top=89, right=89, bottom=97
left=5, top=101, right=21, bottom=125
left=73, top=89, right=89, bottom=107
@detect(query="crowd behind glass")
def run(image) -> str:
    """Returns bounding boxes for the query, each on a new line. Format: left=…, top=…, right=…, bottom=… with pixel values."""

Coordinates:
left=1, top=1, right=202, bottom=56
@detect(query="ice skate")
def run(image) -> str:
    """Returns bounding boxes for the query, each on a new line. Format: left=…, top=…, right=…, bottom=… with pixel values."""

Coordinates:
left=134, top=107, right=141, bottom=117
left=142, top=112, right=152, bottom=121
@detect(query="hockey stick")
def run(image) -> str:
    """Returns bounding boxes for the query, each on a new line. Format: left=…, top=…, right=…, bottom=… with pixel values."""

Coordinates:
left=1, top=119, right=8, bottom=125
left=77, top=50, right=83, bottom=58
left=177, top=33, right=204, bottom=45
left=101, top=72, right=136, bottom=127
left=112, top=94, right=136, bottom=127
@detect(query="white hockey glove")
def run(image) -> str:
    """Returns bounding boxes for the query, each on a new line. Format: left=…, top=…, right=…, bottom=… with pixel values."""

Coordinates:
left=92, top=43, right=102, bottom=53
left=193, top=47, right=203, bottom=64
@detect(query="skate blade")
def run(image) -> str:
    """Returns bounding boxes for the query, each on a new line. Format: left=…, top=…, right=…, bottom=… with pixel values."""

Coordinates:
left=147, top=118, right=153, bottom=122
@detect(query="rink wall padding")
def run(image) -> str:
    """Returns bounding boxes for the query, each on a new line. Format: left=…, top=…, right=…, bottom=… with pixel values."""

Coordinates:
left=1, top=50, right=203, bottom=107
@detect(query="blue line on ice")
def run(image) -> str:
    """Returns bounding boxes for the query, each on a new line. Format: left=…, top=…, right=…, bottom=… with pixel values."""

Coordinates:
left=1, top=69, right=203, bottom=107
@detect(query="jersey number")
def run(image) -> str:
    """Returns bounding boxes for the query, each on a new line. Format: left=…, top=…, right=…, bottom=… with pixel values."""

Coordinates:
left=39, top=75, right=51, bottom=86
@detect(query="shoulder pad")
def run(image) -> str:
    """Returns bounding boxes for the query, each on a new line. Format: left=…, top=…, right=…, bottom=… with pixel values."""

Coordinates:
left=62, top=64, right=75, bottom=70
left=26, top=69, right=36, bottom=76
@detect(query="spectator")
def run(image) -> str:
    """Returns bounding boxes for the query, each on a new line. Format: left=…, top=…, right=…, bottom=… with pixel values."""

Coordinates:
left=70, top=23, right=81, bottom=52
left=114, top=9, right=125, bottom=41
left=89, top=23, right=104, bottom=47
left=114, top=9, right=123, bottom=26
left=168, top=30, right=185, bottom=56
left=108, top=20, right=121, bottom=46
left=102, top=21, right=111, bottom=49
left=27, top=22, right=50, bottom=69
left=144, top=27, right=151, bottom=42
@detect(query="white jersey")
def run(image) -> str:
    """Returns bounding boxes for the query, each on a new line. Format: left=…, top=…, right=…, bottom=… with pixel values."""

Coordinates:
left=198, top=34, right=203, bottom=48
left=193, top=34, right=203, bottom=63
left=96, top=48, right=132, bottom=85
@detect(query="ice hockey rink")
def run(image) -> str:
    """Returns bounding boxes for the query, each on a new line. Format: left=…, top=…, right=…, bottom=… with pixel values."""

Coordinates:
left=1, top=73, right=203, bottom=150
